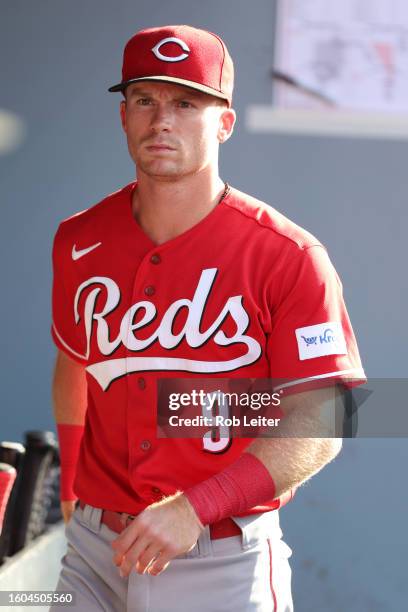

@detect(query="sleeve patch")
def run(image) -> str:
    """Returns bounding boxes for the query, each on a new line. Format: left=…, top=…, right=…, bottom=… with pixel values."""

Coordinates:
left=295, top=322, right=347, bottom=361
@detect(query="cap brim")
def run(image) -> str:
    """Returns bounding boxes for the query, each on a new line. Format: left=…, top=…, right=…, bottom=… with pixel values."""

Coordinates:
left=108, top=75, right=230, bottom=103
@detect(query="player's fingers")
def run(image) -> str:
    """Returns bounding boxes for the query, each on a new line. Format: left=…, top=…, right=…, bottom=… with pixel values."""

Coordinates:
left=112, top=528, right=142, bottom=570
left=148, top=557, right=171, bottom=576
left=112, top=550, right=125, bottom=567
left=134, top=543, right=162, bottom=574
left=111, top=520, right=141, bottom=556
left=61, top=500, right=77, bottom=524
left=147, top=540, right=181, bottom=576
left=118, top=536, right=152, bottom=578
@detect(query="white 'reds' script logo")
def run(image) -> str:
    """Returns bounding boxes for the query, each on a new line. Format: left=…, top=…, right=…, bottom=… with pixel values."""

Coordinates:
left=74, top=268, right=261, bottom=391
left=72, top=242, right=102, bottom=261
left=151, top=37, right=190, bottom=62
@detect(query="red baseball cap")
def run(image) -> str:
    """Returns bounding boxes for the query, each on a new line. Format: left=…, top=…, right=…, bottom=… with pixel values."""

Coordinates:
left=108, top=25, right=234, bottom=106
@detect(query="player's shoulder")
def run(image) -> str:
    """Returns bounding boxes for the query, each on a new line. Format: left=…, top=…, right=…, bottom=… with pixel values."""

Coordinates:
left=53, top=182, right=134, bottom=246
left=225, top=187, right=322, bottom=250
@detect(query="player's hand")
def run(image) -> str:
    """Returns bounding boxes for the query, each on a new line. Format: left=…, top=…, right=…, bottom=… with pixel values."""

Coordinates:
left=61, top=500, right=77, bottom=524
left=111, top=492, right=204, bottom=577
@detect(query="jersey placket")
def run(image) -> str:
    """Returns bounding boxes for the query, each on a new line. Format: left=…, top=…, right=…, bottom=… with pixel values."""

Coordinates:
left=125, top=246, right=164, bottom=505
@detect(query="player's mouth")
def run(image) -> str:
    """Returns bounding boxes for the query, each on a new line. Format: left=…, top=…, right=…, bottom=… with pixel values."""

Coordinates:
left=146, top=144, right=176, bottom=152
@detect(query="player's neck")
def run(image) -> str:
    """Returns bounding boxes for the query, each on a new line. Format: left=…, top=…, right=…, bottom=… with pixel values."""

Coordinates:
left=131, top=171, right=226, bottom=245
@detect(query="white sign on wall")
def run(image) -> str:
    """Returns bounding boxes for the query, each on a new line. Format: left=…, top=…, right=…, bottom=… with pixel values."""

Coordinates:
left=247, top=0, right=408, bottom=139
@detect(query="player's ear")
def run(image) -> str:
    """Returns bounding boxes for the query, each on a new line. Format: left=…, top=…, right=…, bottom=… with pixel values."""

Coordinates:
left=120, top=99, right=127, bottom=133
left=217, top=108, right=236, bottom=144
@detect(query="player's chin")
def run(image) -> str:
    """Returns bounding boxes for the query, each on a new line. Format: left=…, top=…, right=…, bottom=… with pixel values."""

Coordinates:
left=139, top=161, right=187, bottom=180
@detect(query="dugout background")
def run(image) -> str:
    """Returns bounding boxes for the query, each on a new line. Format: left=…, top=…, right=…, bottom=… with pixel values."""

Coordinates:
left=1, top=1, right=407, bottom=610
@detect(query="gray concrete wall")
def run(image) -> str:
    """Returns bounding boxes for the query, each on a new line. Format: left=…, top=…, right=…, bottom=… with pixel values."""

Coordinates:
left=1, top=1, right=406, bottom=610
left=0, top=525, right=66, bottom=611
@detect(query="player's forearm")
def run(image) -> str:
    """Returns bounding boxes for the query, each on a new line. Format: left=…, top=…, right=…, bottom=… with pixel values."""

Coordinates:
left=52, top=350, right=88, bottom=501
left=52, top=350, right=88, bottom=424
left=184, top=385, right=343, bottom=525
left=246, top=385, right=343, bottom=497
left=183, top=437, right=341, bottom=526
left=246, top=436, right=342, bottom=499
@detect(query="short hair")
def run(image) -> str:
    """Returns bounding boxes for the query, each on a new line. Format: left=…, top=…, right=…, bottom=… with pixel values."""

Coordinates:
left=121, top=85, right=229, bottom=107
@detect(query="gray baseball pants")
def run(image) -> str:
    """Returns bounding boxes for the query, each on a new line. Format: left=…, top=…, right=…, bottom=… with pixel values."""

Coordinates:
left=50, top=503, right=293, bottom=612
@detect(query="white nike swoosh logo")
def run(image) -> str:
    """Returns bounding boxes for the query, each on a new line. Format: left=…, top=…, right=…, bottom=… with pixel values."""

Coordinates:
left=72, top=242, right=102, bottom=261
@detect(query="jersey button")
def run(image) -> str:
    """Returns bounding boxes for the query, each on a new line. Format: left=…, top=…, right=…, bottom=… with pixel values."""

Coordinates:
left=150, top=254, right=161, bottom=265
left=151, top=487, right=162, bottom=495
left=138, top=377, right=146, bottom=390
left=140, top=440, right=151, bottom=451
left=144, top=285, right=155, bottom=296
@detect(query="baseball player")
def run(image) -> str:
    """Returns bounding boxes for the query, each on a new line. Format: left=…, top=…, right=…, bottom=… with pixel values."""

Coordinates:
left=50, top=25, right=366, bottom=611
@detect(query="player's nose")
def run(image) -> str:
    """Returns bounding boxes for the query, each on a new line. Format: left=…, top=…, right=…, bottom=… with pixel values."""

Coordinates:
left=150, top=103, right=174, bottom=132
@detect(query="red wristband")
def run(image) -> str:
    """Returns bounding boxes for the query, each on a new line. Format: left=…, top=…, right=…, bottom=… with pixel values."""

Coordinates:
left=57, top=424, right=84, bottom=501
left=184, top=453, right=276, bottom=526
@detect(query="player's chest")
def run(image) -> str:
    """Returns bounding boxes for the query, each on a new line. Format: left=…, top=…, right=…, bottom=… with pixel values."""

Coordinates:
left=71, top=242, right=270, bottom=366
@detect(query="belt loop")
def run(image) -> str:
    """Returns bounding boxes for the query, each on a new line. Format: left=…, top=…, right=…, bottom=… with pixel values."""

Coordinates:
left=232, top=511, right=282, bottom=550
left=90, top=506, right=102, bottom=533
left=79, top=503, right=102, bottom=534
left=231, top=516, right=251, bottom=550
left=196, top=526, right=212, bottom=558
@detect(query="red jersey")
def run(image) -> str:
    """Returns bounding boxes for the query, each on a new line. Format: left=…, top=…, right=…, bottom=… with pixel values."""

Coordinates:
left=51, top=182, right=365, bottom=513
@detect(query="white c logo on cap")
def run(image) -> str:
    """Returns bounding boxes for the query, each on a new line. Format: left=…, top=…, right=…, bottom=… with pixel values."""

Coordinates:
left=151, top=37, right=190, bottom=62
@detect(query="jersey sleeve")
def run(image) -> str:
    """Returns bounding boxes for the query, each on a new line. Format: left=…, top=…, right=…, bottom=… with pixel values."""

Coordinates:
left=51, top=224, right=88, bottom=364
left=266, top=244, right=366, bottom=394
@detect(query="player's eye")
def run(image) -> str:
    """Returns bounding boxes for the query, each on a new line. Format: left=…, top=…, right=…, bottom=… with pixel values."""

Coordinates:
left=136, top=98, right=153, bottom=106
left=177, top=100, right=194, bottom=108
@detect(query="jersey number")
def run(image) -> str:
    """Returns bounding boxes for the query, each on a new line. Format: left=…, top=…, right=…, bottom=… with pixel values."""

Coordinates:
left=202, top=392, right=231, bottom=453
